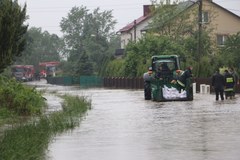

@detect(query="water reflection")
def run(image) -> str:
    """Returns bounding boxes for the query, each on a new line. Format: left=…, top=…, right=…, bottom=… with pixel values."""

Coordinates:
left=39, top=85, right=240, bottom=160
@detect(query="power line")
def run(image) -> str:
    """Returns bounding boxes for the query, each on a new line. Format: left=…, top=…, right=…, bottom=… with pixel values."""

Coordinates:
left=28, top=7, right=142, bottom=13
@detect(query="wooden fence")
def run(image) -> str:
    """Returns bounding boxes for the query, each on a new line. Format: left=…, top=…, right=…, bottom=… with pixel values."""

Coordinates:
left=103, top=77, right=240, bottom=93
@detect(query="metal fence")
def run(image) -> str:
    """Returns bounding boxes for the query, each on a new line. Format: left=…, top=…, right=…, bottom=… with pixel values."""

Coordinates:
left=80, top=76, right=103, bottom=87
left=46, top=76, right=76, bottom=85
left=47, top=76, right=103, bottom=87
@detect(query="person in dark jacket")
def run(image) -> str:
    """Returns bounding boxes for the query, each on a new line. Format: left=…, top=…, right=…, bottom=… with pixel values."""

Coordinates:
left=155, top=63, right=171, bottom=79
left=143, top=67, right=154, bottom=100
left=211, top=69, right=225, bottom=101
left=224, top=69, right=235, bottom=99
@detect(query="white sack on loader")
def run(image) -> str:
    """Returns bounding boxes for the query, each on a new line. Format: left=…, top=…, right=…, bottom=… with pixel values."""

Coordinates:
left=162, top=85, right=187, bottom=99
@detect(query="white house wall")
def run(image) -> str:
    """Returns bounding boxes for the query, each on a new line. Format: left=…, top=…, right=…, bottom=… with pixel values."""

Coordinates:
left=120, top=18, right=152, bottom=49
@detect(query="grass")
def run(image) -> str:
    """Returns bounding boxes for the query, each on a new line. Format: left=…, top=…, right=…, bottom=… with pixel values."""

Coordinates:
left=0, top=94, right=91, bottom=160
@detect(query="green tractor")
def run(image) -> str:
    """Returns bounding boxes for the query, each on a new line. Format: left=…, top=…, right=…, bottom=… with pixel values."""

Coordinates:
left=144, top=55, right=193, bottom=101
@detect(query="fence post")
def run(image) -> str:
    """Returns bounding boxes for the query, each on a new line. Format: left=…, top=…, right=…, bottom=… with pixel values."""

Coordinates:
left=200, top=84, right=210, bottom=94
left=193, top=82, right=196, bottom=94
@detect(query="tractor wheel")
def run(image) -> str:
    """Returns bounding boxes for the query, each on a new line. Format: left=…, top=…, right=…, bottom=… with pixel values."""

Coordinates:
left=144, top=82, right=152, bottom=100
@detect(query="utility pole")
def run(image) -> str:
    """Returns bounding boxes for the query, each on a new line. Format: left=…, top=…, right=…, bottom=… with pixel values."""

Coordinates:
left=134, top=20, right=137, bottom=43
left=198, top=0, right=202, bottom=57
left=196, top=0, right=203, bottom=77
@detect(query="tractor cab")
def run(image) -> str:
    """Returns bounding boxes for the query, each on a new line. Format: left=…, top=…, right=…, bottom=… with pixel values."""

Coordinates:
left=144, top=55, right=193, bottom=102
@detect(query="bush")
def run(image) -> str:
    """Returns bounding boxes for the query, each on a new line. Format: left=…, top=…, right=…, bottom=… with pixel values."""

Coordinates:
left=0, top=76, right=45, bottom=116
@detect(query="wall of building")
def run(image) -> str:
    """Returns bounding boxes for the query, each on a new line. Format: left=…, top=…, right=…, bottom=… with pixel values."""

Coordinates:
left=120, top=18, right=152, bottom=49
left=203, top=0, right=240, bottom=49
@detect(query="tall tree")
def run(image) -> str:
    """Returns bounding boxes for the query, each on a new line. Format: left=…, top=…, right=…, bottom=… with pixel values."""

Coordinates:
left=60, top=6, right=117, bottom=76
left=149, top=0, right=197, bottom=40
left=0, top=0, right=28, bottom=73
left=15, top=27, right=63, bottom=69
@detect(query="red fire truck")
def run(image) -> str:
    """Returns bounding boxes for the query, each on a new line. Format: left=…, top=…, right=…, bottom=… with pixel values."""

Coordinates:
left=39, top=61, right=60, bottom=78
left=11, top=65, right=35, bottom=82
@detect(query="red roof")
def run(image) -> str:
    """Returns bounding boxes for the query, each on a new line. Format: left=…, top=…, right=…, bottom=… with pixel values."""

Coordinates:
left=118, top=14, right=151, bottom=33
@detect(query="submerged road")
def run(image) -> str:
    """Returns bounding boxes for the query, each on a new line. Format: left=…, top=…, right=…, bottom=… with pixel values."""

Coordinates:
left=28, top=80, right=240, bottom=160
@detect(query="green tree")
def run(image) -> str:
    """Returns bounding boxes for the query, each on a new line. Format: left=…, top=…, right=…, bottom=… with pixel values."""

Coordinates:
left=149, top=1, right=197, bottom=41
left=103, top=58, right=124, bottom=77
left=76, top=51, right=93, bottom=75
left=123, top=34, right=186, bottom=77
left=0, top=0, right=28, bottom=73
left=60, top=6, right=117, bottom=76
left=220, top=32, right=240, bottom=72
left=98, top=35, right=121, bottom=76
left=15, top=27, right=63, bottom=69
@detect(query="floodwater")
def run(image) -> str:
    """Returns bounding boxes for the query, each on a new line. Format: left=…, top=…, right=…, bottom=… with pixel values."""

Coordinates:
left=29, top=80, right=240, bottom=160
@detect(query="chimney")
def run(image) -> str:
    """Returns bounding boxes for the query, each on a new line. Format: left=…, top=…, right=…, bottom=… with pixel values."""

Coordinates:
left=143, top=5, right=152, bottom=16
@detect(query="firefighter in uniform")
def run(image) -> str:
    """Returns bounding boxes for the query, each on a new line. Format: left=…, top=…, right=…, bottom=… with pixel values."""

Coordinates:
left=224, top=69, right=235, bottom=99
left=175, top=66, right=193, bottom=92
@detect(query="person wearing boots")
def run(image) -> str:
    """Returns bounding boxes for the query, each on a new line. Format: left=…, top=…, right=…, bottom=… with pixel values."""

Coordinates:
left=224, top=69, right=235, bottom=99
left=211, top=69, right=225, bottom=101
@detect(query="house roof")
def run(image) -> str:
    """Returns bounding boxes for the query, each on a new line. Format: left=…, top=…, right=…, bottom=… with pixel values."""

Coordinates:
left=141, top=1, right=195, bottom=31
left=117, top=14, right=152, bottom=33
left=210, top=1, right=240, bottom=19
left=141, top=0, right=240, bottom=32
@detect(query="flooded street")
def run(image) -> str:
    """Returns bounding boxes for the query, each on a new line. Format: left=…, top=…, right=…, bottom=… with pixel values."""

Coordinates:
left=30, top=81, right=240, bottom=160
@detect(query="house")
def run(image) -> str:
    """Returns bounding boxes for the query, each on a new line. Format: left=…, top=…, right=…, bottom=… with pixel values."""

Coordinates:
left=178, top=0, right=240, bottom=47
left=117, top=0, right=240, bottom=50
left=117, top=5, right=154, bottom=49
left=201, top=0, right=240, bottom=47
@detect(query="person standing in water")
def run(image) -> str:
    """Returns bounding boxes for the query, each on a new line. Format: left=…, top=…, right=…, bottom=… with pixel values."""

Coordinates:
left=211, top=69, right=225, bottom=101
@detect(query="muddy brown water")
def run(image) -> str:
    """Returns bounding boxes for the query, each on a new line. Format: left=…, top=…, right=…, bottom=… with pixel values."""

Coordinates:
left=28, top=80, right=240, bottom=160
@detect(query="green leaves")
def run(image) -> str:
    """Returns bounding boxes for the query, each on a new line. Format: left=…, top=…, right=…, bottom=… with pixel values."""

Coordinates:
left=0, top=76, right=45, bottom=116
left=60, top=6, right=117, bottom=76
left=14, top=27, right=63, bottom=68
left=220, top=32, right=240, bottom=72
left=0, top=0, right=28, bottom=73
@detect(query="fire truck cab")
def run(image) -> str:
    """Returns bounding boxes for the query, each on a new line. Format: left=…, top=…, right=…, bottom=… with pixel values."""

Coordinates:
left=39, top=61, right=60, bottom=78
left=11, top=65, right=35, bottom=82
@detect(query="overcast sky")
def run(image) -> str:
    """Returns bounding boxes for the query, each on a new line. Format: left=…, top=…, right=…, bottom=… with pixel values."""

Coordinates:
left=17, top=0, right=240, bottom=36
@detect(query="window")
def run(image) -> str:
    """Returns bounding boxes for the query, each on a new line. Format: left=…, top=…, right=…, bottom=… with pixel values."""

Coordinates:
left=202, top=11, right=209, bottom=23
left=217, top=35, right=228, bottom=46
